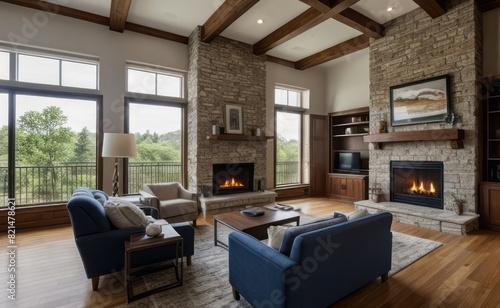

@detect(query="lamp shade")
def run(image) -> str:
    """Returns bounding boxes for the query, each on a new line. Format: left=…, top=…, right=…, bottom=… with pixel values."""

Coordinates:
left=102, top=133, right=138, bottom=158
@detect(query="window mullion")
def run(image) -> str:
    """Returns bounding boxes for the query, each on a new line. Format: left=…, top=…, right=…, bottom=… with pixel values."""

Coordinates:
left=9, top=52, right=16, bottom=81
left=59, top=59, right=63, bottom=86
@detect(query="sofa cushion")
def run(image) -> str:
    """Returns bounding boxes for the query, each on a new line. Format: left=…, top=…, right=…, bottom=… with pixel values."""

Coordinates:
left=267, top=225, right=291, bottom=250
left=279, top=216, right=347, bottom=257
left=92, top=190, right=108, bottom=206
left=104, top=197, right=149, bottom=229
left=334, top=209, right=369, bottom=221
left=159, top=199, right=198, bottom=218
left=147, top=183, right=179, bottom=200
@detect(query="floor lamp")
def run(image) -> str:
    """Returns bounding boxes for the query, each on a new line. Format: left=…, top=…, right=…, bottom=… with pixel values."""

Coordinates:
left=102, top=133, right=138, bottom=197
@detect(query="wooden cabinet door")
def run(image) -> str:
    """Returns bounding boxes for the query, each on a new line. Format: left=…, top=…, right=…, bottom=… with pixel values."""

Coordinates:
left=310, top=115, right=328, bottom=197
left=328, top=173, right=367, bottom=201
left=480, top=182, right=500, bottom=232
left=345, top=178, right=355, bottom=197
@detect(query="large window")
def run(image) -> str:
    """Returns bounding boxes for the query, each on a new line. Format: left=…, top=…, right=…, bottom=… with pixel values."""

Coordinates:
left=125, top=64, right=186, bottom=193
left=0, top=48, right=101, bottom=207
left=274, top=85, right=308, bottom=186
left=0, top=93, right=8, bottom=206
left=127, top=67, right=184, bottom=98
left=16, top=53, right=97, bottom=89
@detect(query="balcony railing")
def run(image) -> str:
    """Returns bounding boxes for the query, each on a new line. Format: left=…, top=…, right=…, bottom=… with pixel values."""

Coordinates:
left=128, top=162, right=182, bottom=193
left=1, top=161, right=298, bottom=206
left=0, top=162, right=182, bottom=207
left=0, top=163, right=97, bottom=206
left=276, top=161, right=300, bottom=186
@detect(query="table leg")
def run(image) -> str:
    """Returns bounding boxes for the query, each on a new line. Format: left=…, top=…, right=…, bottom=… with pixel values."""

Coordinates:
left=214, top=219, right=218, bottom=246
left=124, top=248, right=131, bottom=303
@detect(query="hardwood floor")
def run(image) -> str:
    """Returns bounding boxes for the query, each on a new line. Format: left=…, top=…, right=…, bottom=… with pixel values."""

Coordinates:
left=1, top=198, right=499, bottom=307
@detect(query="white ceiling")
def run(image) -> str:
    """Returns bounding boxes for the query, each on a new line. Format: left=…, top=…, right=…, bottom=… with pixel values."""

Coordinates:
left=43, top=0, right=421, bottom=68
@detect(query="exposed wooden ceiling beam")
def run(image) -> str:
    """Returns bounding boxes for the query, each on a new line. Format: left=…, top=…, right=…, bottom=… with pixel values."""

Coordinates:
left=0, top=0, right=109, bottom=26
left=301, top=1, right=384, bottom=39
left=295, top=34, right=369, bottom=70
left=253, top=0, right=360, bottom=55
left=413, top=0, right=446, bottom=18
left=124, top=23, right=188, bottom=44
left=333, top=8, right=384, bottom=39
left=0, top=0, right=188, bottom=44
left=109, top=0, right=131, bottom=33
left=202, top=0, right=260, bottom=43
left=478, top=0, right=500, bottom=12
left=265, top=55, right=296, bottom=68
left=299, top=0, right=331, bottom=12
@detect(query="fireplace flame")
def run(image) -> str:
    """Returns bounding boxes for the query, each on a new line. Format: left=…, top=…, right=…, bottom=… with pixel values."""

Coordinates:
left=220, top=177, right=244, bottom=188
left=408, top=181, right=436, bottom=196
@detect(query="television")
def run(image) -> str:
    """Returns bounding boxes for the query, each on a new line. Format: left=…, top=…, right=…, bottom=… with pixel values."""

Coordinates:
left=335, top=152, right=360, bottom=172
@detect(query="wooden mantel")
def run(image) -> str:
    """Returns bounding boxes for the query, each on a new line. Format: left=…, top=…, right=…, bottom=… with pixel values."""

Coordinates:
left=206, top=134, right=273, bottom=141
left=363, top=128, right=465, bottom=149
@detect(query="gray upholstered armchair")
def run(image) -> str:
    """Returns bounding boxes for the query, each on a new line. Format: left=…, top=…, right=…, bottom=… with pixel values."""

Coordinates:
left=140, top=182, right=199, bottom=226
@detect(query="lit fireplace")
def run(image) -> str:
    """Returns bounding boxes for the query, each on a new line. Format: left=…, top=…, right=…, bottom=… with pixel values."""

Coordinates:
left=407, top=181, right=436, bottom=196
left=220, top=177, right=244, bottom=188
left=390, top=161, right=443, bottom=209
left=213, top=163, right=254, bottom=195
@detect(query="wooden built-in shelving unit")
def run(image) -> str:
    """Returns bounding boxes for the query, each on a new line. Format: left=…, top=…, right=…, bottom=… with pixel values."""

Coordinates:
left=363, top=128, right=465, bottom=149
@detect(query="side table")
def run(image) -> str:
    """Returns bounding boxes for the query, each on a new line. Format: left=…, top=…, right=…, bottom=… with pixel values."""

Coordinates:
left=124, top=221, right=183, bottom=302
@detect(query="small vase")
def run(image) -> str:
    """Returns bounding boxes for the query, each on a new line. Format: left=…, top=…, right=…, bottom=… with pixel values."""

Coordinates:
left=452, top=201, right=463, bottom=215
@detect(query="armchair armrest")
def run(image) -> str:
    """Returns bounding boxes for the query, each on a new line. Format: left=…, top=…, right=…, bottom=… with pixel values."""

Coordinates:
left=139, top=190, right=159, bottom=207
left=178, top=185, right=196, bottom=201
left=228, top=232, right=297, bottom=307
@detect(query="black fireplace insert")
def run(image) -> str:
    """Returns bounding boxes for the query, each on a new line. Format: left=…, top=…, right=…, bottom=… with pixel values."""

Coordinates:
left=390, top=161, right=444, bottom=209
left=212, top=163, right=254, bottom=195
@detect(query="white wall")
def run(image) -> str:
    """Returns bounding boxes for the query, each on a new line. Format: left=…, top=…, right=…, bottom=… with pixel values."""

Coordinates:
left=323, top=48, right=369, bottom=113
left=0, top=3, right=188, bottom=194
left=483, top=7, right=500, bottom=76
left=265, top=62, right=326, bottom=187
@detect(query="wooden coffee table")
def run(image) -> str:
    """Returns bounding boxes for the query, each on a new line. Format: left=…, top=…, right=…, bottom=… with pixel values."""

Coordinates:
left=213, top=207, right=300, bottom=249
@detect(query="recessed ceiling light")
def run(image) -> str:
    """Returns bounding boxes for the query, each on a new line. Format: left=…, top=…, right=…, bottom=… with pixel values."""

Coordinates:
left=387, top=7, right=393, bottom=12
left=257, top=19, right=264, bottom=24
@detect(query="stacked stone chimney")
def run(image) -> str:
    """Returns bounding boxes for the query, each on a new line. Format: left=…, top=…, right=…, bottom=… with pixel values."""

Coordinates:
left=187, top=27, right=267, bottom=192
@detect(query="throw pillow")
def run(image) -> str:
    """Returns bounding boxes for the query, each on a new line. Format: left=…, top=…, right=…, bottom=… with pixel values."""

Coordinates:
left=267, top=225, right=291, bottom=250
left=345, top=209, right=368, bottom=220
left=104, top=197, right=149, bottom=229
left=279, top=216, right=347, bottom=257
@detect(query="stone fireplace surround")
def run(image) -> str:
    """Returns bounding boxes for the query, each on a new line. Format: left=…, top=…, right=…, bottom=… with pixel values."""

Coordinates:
left=360, top=0, right=482, bottom=234
left=187, top=26, right=272, bottom=212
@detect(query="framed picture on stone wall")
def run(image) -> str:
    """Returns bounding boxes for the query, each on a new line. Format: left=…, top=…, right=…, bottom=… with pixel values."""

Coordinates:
left=225, top=104, right=243, bottom=134
left=390, top=74, right=451, bottom=126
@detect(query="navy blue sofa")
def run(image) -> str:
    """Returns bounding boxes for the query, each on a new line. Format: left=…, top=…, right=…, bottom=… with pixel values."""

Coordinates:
left=66, top=188, right=195, bottom=291
left=228, top=212, right=393, bottom=307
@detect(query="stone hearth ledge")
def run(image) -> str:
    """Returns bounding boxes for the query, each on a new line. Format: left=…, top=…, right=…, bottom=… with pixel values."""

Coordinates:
left=199, top=191, right=277, bottom=218
left=354, top=200, right=479, bottom=235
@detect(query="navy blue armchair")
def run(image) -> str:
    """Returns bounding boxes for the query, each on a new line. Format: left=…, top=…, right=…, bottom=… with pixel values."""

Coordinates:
left=66, top=188, right=195, bottom=291
left=228, top=212, right=393, bottom=307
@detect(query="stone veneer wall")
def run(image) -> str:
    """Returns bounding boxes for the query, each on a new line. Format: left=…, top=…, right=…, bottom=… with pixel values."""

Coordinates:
left=187, top=27, right=267, bottom=191
left=369, top=0, right=482, bottom=213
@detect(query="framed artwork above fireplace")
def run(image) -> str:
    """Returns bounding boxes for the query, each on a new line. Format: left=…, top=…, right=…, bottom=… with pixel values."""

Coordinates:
left=390, top=74, right=450, bottom=126
left=225, top=104, right=243, bottom=134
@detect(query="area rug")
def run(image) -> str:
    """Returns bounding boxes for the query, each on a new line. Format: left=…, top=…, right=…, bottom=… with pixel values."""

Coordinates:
left=123, top=216, right=442, bottom=307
